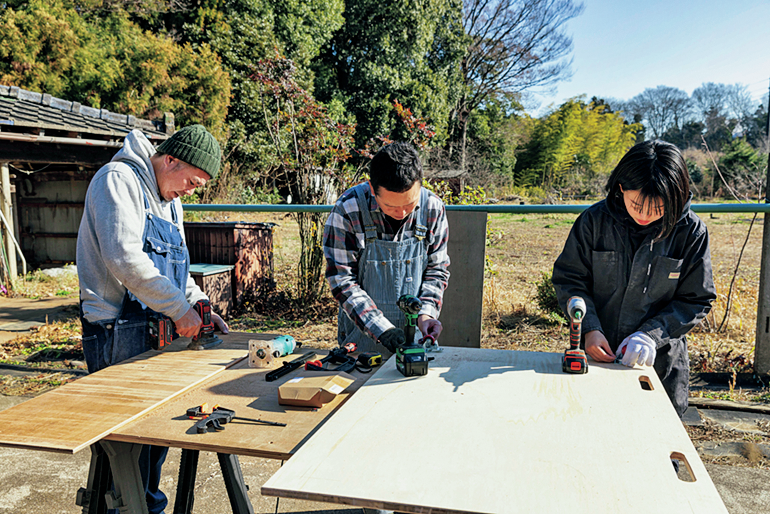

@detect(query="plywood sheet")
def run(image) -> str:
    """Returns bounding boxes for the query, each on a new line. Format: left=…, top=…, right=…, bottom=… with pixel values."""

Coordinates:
left=262, top=348, right=728, bottom=514
left=108, top=352, right=368, bottom=460
left=0, top=333, right=258, bottom=454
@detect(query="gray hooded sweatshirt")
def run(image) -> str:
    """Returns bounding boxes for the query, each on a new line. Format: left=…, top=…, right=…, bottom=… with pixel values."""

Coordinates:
left=77, top=129, right=206, bottom=323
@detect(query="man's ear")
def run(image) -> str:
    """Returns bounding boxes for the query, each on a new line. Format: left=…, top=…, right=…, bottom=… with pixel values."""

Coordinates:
left=368, top=180, right=376, bottom=196
left=165, top=155, right=182, bottom=172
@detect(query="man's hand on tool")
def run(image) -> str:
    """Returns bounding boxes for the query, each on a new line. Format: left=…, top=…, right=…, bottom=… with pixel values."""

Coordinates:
left=418, top=315, right=442, bottom=339
left=379, top=327, right=405, bottom=353
left=616, top=331, right=656, bottom=367
left=584, top=330, right=615, bottom=363
left=175, top=307, right=203, bottom=338
left=211, top=312, right=229, bottom=334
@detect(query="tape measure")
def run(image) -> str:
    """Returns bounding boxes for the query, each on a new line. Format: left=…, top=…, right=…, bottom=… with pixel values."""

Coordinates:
left=355, top=352, right=383, bottom=373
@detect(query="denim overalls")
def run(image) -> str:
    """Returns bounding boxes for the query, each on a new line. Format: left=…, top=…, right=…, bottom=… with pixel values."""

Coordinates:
left=80, top=164, right=189, bottom=514
left=337, top=184, right=429, bottom=355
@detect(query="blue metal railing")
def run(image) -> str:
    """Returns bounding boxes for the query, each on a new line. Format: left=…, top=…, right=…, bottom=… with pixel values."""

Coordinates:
left=183, top=203, right=770, bottom=214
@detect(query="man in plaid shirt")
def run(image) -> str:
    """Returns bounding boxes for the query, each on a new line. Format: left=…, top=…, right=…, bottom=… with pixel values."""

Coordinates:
left=323, top=142, right=450, bottom=355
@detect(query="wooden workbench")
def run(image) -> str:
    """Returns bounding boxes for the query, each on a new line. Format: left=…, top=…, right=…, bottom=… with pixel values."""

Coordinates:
left=107, top=349, right=366, bottom=460
left=0, top=332, right=364, bottom=458
left=262, top=347, right=729, bottom=514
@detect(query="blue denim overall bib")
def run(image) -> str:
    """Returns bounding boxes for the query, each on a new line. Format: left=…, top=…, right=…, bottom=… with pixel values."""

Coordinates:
left=337, top=184, right=429, bottom=355
left=80, top=166, right=189, bottom=514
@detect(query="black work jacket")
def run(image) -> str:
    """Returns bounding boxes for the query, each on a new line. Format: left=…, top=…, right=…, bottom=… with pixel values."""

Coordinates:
left=552, top=198, right=716, bottom=352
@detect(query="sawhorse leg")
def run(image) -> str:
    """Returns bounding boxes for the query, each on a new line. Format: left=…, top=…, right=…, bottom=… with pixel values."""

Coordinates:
left=173, top=449, right=199, bottom=514
left=218, top=453, right=254, bottom=514
left=99, top=440, right=149, bottom=514
left=76, top=443, right=112, bottom=514
left=173, top=451, right=254, bottom=514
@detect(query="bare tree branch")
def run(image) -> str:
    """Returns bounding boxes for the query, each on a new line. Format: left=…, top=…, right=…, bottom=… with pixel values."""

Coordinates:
left=454, top=0, right=583, bottom=169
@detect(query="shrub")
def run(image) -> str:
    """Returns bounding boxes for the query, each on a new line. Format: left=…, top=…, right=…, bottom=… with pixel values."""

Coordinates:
left=534, top=272, right=561, bottom=315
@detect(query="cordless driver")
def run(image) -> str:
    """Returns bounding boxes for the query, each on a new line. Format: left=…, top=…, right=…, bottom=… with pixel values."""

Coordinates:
left=562, top=296, right=588, bottom=374
left=395, top=294, right=428, bottom=377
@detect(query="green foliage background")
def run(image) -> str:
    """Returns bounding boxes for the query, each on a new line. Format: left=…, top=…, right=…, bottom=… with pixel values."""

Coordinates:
left=0, top=0, right=232, bottom=136
left=0, top=0, right=765, bottom=202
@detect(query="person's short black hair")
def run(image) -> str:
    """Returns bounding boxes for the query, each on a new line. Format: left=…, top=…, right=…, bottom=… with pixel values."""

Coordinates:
left=606, top=140, right=690, bottom=239
left=369, top=142, right=423, bottom=194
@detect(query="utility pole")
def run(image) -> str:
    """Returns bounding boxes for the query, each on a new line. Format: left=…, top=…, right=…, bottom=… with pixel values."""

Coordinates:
left=754, top=78, right=770, bottom=374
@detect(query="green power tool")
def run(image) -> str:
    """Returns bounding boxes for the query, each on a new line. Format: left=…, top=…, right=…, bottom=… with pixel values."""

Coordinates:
left=395, top=294, right=428, bottom=377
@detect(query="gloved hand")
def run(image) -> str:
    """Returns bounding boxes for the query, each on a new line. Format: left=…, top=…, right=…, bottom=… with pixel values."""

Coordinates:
left=379, top=328, right=405, bottom=353
left=616, top=331, right=657, bottom=367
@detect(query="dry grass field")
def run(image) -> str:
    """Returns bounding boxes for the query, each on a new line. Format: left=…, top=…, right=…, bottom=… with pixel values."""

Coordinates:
left=221, top=208, right=764, bottom=380
left=2, top=208, right=765, bottom=397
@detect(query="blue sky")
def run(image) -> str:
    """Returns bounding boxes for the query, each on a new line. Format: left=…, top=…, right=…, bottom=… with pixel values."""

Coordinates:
left=532, top=0, right=770, bottom=113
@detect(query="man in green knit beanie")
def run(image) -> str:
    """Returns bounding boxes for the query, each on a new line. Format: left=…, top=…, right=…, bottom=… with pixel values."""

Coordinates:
left=77, top=124, right=227, bottom=514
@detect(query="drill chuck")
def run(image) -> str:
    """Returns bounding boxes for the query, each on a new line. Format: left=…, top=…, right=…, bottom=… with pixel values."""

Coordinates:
left=567, top=296, right=587, bottom=321
left=397, top=295, right=422, bottom=315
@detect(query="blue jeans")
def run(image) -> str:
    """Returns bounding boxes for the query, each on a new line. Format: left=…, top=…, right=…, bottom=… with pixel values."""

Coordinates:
left=81, top=301, right=169, bottom=514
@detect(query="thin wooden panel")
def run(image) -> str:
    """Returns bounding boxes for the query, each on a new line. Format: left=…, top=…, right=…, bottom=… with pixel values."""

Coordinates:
left=108, top=354, right=368, bottom=460
left=0, top=334, right=257, bottom=454
left=262, top=348, right=728, bottom=514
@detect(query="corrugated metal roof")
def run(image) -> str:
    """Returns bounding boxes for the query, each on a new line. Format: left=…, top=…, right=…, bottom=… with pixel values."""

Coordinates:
left=0, top=85, right=172, bottom=140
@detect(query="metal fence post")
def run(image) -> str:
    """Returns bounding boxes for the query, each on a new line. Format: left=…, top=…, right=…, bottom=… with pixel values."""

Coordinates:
left=756, top=219, right=770, bottom=374
left=754, top=81, right=770, bottom=375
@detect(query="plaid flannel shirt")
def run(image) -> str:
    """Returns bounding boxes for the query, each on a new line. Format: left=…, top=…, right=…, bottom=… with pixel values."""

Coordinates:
left=323, top=183, right=450, bottom=341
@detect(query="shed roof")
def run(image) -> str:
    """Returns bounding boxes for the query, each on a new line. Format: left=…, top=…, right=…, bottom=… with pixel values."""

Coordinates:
left=0, top=85, right=172, bottom=140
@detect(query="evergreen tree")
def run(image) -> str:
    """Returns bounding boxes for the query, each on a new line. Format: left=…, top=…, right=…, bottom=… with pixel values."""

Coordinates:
left=0, top=0, right=231, bottom=135
left=313, top=0, right=467, bottom=148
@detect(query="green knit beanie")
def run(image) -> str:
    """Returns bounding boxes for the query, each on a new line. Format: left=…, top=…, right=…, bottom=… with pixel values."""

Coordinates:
left=157, top=125, right=221, bottom=179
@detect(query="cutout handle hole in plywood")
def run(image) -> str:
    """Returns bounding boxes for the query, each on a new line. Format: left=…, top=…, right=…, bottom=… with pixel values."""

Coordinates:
left=639, top=375, right=654, bottom=391
left=671, top=452, right=696, bottom=482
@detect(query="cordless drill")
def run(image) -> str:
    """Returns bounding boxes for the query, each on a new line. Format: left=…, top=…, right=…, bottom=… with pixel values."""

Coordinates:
left=395, top=294, right=428, bottom=377
left=562, top=296, right=588, bottom=374
left=187, top=299, right=224, bottom=351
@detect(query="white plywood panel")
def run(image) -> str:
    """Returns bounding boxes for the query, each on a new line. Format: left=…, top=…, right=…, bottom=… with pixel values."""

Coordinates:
left=262, top=348, right=727, bottom=514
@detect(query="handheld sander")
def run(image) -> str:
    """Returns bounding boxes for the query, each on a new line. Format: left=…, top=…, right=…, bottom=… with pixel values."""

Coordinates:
left=562, top=296, right=588, bottom=374
left=187, top=299, right=223, bottom=350
left=395, top=294, right=428, bottom=377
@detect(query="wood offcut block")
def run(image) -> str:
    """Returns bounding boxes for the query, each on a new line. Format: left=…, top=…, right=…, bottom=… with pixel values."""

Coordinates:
left=262, top=348, right=728, bottom=514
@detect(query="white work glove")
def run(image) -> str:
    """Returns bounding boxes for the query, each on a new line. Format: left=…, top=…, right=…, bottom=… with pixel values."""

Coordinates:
left=616, top=331, right=657, bottom=367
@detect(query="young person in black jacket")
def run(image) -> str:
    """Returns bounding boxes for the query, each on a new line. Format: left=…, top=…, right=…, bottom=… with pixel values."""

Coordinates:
left=552, top=140, right=716, bottom=417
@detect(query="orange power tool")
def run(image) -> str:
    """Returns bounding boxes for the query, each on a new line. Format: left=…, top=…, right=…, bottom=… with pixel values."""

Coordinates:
left=187, top=299, right=223, bottom=350
left=562, top=296, right=588, bottom=374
